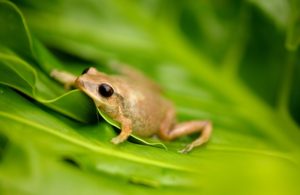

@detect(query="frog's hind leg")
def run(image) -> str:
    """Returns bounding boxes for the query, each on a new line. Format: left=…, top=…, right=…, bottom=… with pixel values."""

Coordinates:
left=176, top=121, right=212, bottom=153
left=159, top=117, right=212, bottom=153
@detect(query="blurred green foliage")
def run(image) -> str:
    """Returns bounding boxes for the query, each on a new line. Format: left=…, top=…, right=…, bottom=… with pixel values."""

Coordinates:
left=0, top=0, right=300, bottom=194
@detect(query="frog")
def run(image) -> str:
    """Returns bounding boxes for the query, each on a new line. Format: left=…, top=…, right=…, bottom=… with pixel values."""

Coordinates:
left=51, top=64, right=212, bottom=153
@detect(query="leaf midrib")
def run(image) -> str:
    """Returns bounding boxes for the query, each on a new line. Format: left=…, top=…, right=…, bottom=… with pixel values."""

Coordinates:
left=0, top=111, right=193, bottom=172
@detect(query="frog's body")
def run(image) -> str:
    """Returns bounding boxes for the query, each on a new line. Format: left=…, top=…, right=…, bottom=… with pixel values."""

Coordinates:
left=51, top=65, right=212, bottom=153
left=111, top=76, right=171, bottom=137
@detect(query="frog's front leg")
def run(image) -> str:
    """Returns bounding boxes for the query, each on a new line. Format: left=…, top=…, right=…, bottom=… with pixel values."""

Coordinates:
left=158, top=108, right=212, bottom=153
left=111, top=116, right=132, bottom=144
left=50, top=69, right=77, bottom=89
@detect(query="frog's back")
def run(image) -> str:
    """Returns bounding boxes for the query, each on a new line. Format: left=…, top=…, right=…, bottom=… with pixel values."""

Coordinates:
left=117, top=76, right=172, bottom=137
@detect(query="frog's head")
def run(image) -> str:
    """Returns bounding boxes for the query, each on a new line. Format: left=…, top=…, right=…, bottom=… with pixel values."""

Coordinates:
left=75, top=67, right=122, bottom=112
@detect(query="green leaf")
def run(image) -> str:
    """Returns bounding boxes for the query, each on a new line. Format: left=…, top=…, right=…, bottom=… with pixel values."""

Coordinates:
left=1, top=0, right=300, bottom=194
left=0, top=86, right=196, bottom=193
left=0, top=0, right=163, bottom=150
left=286, top=0, right=300, bottom=50
left=0, top=0, right=96, bottom=123
left=0, top=0, right=33, bottom=59
left=248, top=0, right=300, bottom=51
left=248, top=0, right=289, bottom=29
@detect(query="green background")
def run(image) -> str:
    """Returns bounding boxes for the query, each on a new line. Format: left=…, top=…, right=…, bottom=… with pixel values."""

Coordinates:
left=0, top=0, right=300, bottom=194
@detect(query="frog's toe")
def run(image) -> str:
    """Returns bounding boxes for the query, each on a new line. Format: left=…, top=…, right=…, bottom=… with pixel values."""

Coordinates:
left=178, top=144, right=194, bottom=154
left=111, top=136, right=124, bottom=144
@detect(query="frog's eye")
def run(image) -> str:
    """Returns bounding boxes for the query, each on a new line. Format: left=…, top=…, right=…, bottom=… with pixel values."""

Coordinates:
left=98, top=83, right=114, bottom=97
left=81, top=67, right=91, bottom=75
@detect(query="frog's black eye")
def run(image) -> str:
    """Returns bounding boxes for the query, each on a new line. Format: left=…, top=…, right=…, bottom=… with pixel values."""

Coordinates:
left=98, top=83, right=114, bottom=97
left=81, top=67, right=91, bottom=75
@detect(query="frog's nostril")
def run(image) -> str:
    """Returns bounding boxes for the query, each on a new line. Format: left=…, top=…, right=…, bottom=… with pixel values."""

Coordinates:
left=81, top=67, right=91, bottom=75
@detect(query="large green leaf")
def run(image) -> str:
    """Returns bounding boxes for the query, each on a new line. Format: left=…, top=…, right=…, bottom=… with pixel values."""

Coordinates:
left=0, top=0, right=163, bottom=148
left=1, top=0, right=300, bottom=194
left=0, top=0, right=96, bottom=123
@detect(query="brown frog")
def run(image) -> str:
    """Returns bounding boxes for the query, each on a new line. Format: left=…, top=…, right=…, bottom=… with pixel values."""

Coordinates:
left=51, top=65, right=212, bottom=153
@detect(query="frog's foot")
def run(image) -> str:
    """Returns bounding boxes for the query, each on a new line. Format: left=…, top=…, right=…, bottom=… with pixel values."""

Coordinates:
left=111, top=136, right=127, bottom=144
left=50, top=69, right=77, bottom=90
left=178, top=144, right=195, bottom=154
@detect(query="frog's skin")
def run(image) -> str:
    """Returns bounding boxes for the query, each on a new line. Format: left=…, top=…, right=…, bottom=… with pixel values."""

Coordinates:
left=51, top=66, right=212, bottom=153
